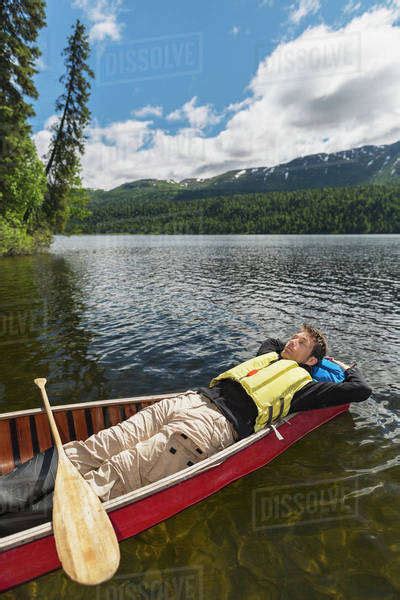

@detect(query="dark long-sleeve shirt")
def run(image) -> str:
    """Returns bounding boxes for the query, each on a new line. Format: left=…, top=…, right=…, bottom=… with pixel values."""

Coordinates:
left=200, top=337, right=372, bottom=439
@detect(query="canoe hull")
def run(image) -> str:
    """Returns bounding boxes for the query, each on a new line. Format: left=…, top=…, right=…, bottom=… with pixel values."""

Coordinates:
left=0, top=404, right=349, bottom=592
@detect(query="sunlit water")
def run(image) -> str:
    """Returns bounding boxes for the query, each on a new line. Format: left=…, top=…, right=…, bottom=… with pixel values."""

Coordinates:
left=0, top=234, right=399, bottom=599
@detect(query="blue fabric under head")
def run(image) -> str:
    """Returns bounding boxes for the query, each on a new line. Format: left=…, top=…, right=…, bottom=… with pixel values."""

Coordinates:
left=311, top=358, right=345, bottom=383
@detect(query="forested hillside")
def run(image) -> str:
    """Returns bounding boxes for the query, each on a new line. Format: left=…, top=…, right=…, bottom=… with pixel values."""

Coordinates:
left=67, top=184, right=400, bottom=234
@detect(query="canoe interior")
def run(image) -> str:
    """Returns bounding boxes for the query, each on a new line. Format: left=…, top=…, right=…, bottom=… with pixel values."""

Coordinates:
left=0, top=397, right=160, bottom=475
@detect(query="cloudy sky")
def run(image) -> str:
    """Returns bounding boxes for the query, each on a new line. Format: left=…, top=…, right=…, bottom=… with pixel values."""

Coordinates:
left=33, top=0, right=400, bottom=189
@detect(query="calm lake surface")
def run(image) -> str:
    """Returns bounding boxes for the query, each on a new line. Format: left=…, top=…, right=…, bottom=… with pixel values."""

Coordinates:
left=0, top=234, right=399, bottom=599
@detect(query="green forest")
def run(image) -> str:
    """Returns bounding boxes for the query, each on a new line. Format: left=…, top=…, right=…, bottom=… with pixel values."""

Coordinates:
left=68, top=184, right=400, bottom=234
left=0, top=1, right=93, bottom=256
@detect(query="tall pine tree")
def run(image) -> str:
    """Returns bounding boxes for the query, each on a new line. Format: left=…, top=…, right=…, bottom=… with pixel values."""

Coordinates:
left=0, top=0, right=47, bottom=224
left=44, top=19, right=94, bottom=232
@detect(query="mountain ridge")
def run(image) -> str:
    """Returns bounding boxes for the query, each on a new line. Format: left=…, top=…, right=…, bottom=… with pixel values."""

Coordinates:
left=93, top=139, right=400, bottom=199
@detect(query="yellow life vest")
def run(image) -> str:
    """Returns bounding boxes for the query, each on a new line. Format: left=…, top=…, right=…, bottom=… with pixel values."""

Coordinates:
left=210, top=352, right=312, bottom=432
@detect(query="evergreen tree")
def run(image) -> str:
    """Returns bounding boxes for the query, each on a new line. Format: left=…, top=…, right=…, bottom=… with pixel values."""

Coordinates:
left=0, top=0, right=46, bottom=214
left=44, top=19, right=94, bottom=232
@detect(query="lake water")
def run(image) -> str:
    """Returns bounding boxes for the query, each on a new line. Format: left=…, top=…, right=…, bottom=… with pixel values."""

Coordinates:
left=1, top=234, right=399, bottom=599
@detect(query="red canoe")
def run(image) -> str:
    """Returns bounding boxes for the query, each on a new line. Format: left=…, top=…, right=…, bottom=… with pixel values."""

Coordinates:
left=0, top=392, right=349, bottom=592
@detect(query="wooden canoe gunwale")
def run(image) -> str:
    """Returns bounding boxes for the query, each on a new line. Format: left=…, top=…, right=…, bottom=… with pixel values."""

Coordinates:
left=0, top=391, right=183, bottom=421
left=0, top=392, right=187, bottom=476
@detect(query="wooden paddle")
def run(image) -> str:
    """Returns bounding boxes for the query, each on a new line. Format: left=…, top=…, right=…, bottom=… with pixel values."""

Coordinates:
left=34, top=378, right=120, bottom=585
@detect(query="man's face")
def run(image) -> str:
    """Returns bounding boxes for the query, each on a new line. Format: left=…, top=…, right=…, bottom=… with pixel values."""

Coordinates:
left=281, top=330, right=318, bottom=366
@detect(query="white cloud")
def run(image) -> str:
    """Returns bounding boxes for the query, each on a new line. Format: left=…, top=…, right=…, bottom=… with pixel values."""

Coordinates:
left=343, top=0, right=362, bottom=15
left=230, top=25, right=241, bottom=35
left=132, top=105, right=163, bottom=118
left=89, top=19, right=120, bottom=42
left=289, top=0, right=321, bottom=24
left=226, top=98, right=253, bottom=113
left=34, top=4, right=400, bottom=189
left=73, top=0, right=123, bottom=42
left=166, top=97, right=222, bottom=130
left=35, top=56, right=48, bottom=72
left=89, top=119, right=152, bottom=148
left=33, top=115, right=58, bottom=160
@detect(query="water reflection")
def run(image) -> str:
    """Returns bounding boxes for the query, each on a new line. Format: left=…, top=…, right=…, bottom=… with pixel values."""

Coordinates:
left=0, top=253, right=108, bottom=410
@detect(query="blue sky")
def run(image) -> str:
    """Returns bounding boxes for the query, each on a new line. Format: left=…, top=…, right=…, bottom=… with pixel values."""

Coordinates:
left=32, top=0, right=400, bottom=188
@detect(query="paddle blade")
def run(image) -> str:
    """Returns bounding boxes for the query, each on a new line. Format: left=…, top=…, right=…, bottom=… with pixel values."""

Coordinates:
left=52, top=453, right=120, bottom=585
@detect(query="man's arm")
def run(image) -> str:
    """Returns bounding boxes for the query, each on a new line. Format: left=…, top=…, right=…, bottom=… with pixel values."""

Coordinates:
left=290, top=365, right=372, bottom=412
left=257, top=338, right=285, bottom=356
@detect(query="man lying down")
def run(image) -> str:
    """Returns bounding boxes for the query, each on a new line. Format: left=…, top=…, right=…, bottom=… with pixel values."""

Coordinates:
left=0, top=324, right=371, bottom=535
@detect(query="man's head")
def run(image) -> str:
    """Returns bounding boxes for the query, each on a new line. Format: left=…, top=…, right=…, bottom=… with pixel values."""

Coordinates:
left=280, top=323, right=328, bottom=366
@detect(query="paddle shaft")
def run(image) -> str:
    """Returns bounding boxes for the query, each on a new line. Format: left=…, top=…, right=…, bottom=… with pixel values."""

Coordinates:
left=34, top=379, right=63, bottom=452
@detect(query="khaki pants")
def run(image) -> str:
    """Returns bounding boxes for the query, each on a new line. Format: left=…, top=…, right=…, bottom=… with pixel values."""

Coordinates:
left=63, top=391, right=238, bottom=501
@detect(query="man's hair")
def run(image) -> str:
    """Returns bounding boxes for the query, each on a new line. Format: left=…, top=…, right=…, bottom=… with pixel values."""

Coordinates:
left=301, top=323, right=328, bottom=361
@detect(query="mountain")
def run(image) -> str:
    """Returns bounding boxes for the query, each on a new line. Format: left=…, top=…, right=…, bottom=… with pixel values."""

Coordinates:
left=90, top=140, right=400, bottom=203
left=179, top=140, right=400, bottom=196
